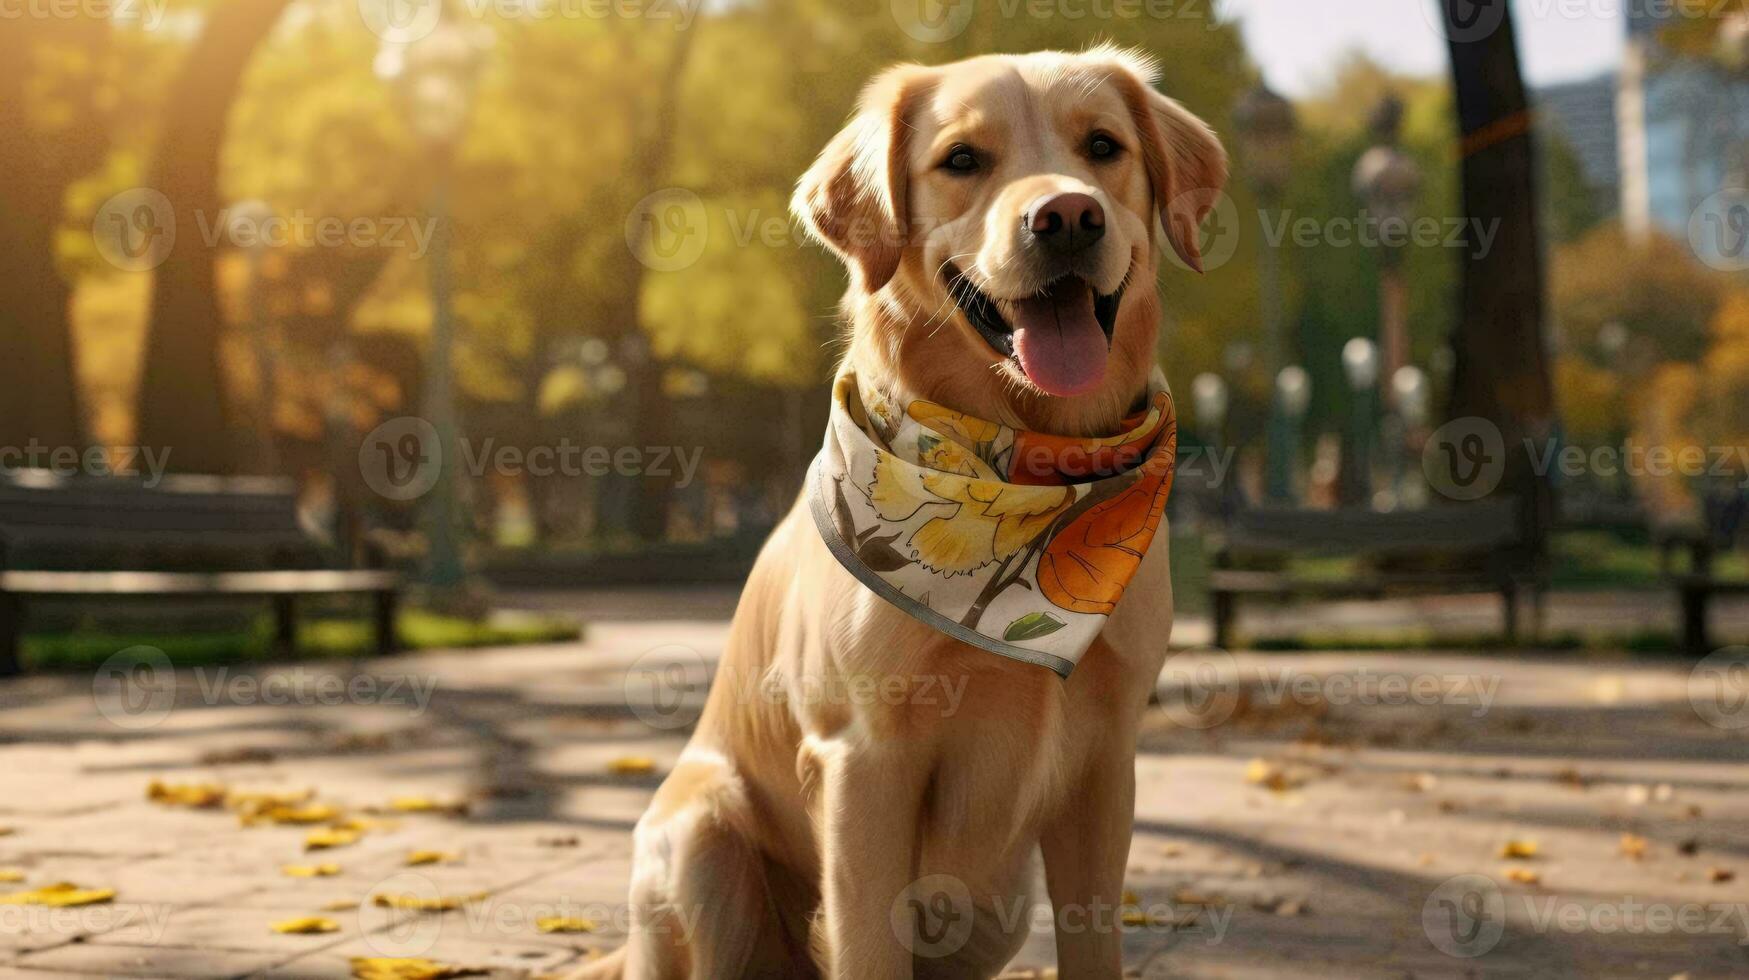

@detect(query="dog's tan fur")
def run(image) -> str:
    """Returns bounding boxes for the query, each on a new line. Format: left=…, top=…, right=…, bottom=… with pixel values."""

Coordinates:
left=574, top=47, right=1226, bottom=979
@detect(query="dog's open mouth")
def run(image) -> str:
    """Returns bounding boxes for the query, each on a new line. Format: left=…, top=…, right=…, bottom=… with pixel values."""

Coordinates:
left=947, top=267, right=1123, bottom=397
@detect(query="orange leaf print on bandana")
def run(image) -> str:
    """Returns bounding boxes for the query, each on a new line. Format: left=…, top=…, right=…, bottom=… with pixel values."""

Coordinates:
left=1037, top=419, right=1176, bottom=616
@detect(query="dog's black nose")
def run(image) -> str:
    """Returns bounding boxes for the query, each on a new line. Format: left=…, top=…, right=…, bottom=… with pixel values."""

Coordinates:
left=1027, top=192, right=1105, bottom=254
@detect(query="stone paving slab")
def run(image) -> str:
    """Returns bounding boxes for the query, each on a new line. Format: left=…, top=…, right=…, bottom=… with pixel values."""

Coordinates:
left=1, top=593, right=1746, bottom=978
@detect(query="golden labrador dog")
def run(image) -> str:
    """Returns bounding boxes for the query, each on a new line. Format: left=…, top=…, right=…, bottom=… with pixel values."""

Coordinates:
left=577, top=45, right=1225, bottom=979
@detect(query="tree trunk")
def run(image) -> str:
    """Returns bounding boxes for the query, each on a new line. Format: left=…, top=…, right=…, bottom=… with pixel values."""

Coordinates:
left=136, top=0, right=292, bottom=475
left=0, top=23, right=99, bottom=456
left=1442, top=0, right=1557, bottom=558
left=619, top=24, right=700, bottom=543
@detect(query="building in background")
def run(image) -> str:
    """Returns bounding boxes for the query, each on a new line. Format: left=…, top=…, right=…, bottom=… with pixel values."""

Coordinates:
left=1617, top=0, right=1749, bottom=240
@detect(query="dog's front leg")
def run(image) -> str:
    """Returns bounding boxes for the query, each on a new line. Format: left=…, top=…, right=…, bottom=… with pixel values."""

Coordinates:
left=1040, top=746, right=1134, bottom=978
left=816, top=735, right=927, bottom=979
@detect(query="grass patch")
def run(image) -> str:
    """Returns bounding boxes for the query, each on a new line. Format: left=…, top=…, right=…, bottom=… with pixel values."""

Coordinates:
left=23, top=608, right=581, bottom=671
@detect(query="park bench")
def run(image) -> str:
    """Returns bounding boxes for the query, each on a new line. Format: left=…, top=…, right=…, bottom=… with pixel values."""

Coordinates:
left=0, top=470, right=401, bottom=675
left=1208, top=499, right=1542, bottom=650
left=1656, top=533, right=1747, bottom=656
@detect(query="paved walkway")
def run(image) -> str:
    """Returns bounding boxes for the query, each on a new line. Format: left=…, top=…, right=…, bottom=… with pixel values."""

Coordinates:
left=1, top=591, right=1746, bottom=978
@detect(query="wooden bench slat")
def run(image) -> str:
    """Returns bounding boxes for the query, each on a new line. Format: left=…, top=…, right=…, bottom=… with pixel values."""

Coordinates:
left=1223, top=501, right=1522, bottom=554
left=1209, top=571, right=1507, bottom=596
left=0, top=570, right=399, bottom=596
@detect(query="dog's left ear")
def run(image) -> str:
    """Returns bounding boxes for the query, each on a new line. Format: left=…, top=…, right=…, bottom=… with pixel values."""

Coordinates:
left=792, top=65, right=933, bottom=292
left=1115, top=71, right=1229, bottom=274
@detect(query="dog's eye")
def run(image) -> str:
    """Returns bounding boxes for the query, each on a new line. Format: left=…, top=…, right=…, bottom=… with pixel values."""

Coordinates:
left=941, top=145, right=980, bottom=174
left=1088, top=134, right=1121, bottom=161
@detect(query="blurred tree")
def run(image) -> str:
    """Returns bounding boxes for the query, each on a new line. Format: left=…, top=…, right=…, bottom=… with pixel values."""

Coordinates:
left=0, top=20, right=109, bottom=456
left=1550, top=224, right=1727, bottom=453
left=1554, top=225, right=1723, bottom=369
left=137, top=0, right=292, bottom=475
left=1442, top=0, right=1556, bottom=553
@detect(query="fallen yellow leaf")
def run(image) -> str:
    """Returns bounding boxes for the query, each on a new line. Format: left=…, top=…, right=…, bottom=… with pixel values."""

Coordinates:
left=282, top=863, right=342, bottom=878
left=1619, top=834, right=1649, bottom=861
left=0, top=870, right=25, bottom=883
left=1120, top=908, right=1168, bottom=927
left=248, top=804, right=342, bottom=827
left=386, top=797, right=467, bottom=816
left=370, top=892, right=483, bottom=912
left=305, top=828, right=362, bottom=851
left=330, top=817, right=398, bottom=833
left=0, top=883, right=116, bottom=907
left=535, top=916, right=597, bottom=933
left=607, top=756, right=657, bottom=776
left=1499, top=840, right=1539, bottom=860
left=405, top=851, right=458, bottom=867
left=1503, top=867, right=1541, bottom=884
left=1120, top=890, right=1141, bottom=906
left=322, top=899, right=359, bottom=911
left=272, top=916, right=340, bottom=934
left=349, top=958, right=487, bottom=980
left=147, top=780, right=227, bottom=809
left=1243, top=758, right=1301, bottom=793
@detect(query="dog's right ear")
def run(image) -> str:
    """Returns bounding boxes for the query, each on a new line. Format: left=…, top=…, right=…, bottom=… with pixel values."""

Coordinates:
left=793, top=65, right=932, bottom=293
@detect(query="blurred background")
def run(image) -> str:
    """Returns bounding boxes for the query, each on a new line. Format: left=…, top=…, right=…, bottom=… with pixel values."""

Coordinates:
left=5, top=0, right=1749, bottom=663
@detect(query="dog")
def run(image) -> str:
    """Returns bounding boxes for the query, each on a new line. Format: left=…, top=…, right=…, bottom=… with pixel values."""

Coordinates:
left=576, top=45, right=1226, bottom=979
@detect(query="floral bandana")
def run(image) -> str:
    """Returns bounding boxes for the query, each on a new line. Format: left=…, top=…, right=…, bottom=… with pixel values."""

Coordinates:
left=807, top=371, right=1178, bottom=677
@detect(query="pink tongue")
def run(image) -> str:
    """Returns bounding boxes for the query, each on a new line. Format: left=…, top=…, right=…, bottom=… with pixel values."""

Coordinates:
left=1011, top=281, right=1107, bottom=397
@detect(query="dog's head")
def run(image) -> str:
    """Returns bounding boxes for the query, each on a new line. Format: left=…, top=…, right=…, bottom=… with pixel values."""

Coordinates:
left=795, top=46, right=1226, bottom=431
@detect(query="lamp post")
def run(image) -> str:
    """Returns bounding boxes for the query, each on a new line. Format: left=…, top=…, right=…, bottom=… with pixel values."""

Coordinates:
left=1234, top=82, right=1298, bottom=375
left=229, top=198, right=278, bottom=475
left=1266, top=365, right=1310, bottom=505
left=377, top=15, right=489, bottom=593
left=1340, top=338, right=1379, bottom=509
left=1352, top=95, right=1421, bottom=394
